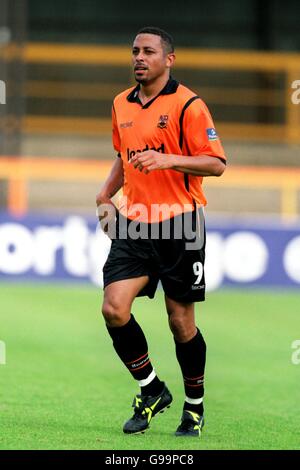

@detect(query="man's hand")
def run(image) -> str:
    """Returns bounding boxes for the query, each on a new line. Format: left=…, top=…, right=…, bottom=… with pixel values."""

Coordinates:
left=96, top=191, right=111, bottom=208
left=129, top=150, right=173, bottom=174
left=96, top=192, right=117, bottom=238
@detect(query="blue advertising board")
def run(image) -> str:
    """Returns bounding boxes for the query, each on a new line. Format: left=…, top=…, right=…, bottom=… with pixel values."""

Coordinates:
left=0, top=212, right=300, bottom=291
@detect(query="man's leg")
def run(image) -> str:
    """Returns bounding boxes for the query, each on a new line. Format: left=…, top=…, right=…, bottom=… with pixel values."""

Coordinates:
left=102, top=277, right=172, bottom=433
left=165, top=295, right=206, bottom=436
left=102, top=276, right=163, bottom=394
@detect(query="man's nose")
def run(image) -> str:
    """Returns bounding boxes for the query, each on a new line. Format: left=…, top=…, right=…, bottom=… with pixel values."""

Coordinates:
left=135, top=51, right=145, bottom=61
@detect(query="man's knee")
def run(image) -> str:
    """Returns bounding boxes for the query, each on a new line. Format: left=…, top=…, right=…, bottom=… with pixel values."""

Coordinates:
left=102, top=298, right=130, bottom=327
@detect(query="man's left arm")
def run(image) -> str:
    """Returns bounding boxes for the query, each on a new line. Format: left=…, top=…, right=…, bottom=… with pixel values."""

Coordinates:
left=130, top=152, right=225, bottom=176
left=171, top=154, right=225, bottom=176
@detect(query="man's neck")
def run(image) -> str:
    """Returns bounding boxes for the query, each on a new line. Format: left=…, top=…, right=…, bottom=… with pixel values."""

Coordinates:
left=139, top=74, right=170, bottom=104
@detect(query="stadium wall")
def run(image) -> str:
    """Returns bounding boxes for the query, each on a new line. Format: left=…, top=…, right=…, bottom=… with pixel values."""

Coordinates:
left=1, top=212, right=300, bottom=291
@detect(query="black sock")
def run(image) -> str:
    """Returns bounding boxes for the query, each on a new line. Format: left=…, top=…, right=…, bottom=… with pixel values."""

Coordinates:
left=106, top=314, right=163, bottom=395
left=175, top=328, right=206, bottom=415
left=183, top=401, right=204, bottom=416
left=141, top=375, right=164, bottom=397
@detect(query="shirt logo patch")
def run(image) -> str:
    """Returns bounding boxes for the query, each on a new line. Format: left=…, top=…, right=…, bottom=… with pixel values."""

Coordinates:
left=120, top=121, right=133, bottom=128
left=157, top=115, right=169, bottom=129
left=206, top=128, right=218, bottom=141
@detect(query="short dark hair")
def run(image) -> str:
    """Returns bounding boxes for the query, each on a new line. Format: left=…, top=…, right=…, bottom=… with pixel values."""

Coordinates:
left=136, top=26, right=174, bottom=54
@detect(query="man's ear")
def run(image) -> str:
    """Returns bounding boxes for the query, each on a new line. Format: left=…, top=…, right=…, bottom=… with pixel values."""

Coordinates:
left=166, top=53, right=176, bottom=69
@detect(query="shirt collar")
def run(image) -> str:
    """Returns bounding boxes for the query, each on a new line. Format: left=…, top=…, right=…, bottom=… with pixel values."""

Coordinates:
left=126, top=77, right=179, bottom=106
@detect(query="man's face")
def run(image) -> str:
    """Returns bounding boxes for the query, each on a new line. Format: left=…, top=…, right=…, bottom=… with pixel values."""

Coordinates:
left=132, top=33, right=174, bottom=84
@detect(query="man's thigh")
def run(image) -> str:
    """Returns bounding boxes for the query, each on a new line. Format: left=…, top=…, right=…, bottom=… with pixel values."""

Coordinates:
left=103, top=237, right=159, bottom=299
left=160, top=245, right=205, bottom=303
left=103, top=276, right=150, bottom=308
left=156, top=208, right=206, bottom=303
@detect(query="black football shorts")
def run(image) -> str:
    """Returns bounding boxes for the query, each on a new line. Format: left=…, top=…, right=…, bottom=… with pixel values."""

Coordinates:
left=103, top=207, right=206, bottom=303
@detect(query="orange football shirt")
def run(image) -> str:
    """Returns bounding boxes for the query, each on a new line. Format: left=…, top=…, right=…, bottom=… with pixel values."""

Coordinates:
left=112, top=78, right=226, bottom=223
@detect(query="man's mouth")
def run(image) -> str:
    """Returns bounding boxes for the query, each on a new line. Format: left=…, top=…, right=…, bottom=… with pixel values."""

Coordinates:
left=134, top=66, right=147, bottom=71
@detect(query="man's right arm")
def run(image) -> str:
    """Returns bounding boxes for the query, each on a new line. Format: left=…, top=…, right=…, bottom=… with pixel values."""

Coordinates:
left=96, top=157, right=124, bottom=208
left=96, top=158, right=124, bottom=236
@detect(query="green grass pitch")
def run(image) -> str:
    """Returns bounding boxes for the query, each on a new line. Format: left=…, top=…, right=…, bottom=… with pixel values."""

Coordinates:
left=0, top=283, right=299, bottom=450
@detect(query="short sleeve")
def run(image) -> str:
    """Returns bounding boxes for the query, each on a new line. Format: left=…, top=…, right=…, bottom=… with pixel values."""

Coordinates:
left=112, top=104, right=121, bottom=155
left=182, top=98, right=226, bottom=161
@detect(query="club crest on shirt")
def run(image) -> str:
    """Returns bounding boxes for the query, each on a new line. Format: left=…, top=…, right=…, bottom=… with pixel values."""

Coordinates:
left=157, top=114, right=169, bottom=129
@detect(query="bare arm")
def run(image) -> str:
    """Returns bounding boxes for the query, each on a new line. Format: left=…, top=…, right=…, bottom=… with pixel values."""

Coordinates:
left=130, top=151, right=226, bottom=177
left=171, top=155, right=226, bottom=177
left=96, top=157, right=124, bottom=207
